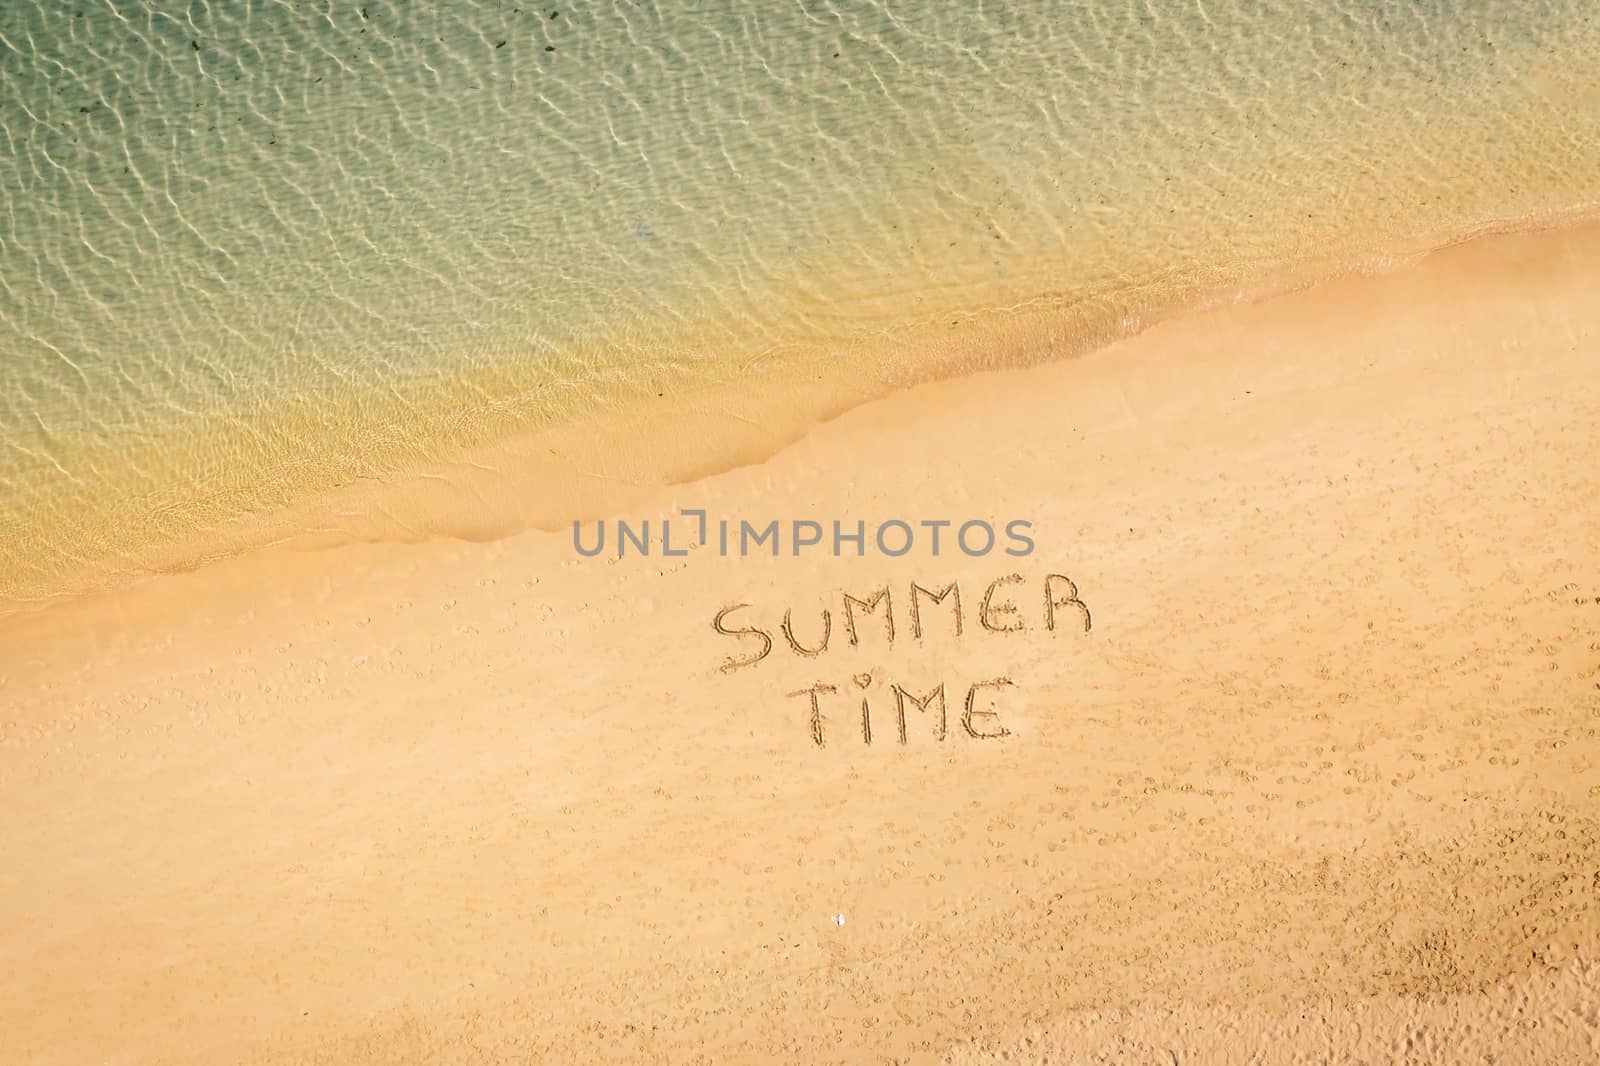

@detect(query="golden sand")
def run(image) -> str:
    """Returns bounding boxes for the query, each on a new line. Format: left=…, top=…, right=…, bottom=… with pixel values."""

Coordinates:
left=2, top=224, right=1598, bottom=1062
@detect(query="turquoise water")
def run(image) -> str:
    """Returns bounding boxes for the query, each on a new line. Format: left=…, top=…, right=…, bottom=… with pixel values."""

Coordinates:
left=2, top=0, right=1598, bottom=607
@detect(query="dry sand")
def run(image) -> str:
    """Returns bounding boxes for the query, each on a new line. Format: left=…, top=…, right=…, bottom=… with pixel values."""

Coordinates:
left=2, top=225, right=1599, bottom=1063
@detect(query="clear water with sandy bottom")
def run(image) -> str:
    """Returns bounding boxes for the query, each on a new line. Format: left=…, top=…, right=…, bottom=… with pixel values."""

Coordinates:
left=2, top=0, right=1598, bottom=609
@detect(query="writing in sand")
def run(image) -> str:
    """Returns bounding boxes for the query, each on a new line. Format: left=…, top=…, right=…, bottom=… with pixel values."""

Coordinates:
left=711, top=573, right=1092, bottom=748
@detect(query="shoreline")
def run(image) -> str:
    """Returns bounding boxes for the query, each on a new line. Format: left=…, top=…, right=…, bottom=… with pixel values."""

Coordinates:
left=4, top=204, right=1598, bottom=620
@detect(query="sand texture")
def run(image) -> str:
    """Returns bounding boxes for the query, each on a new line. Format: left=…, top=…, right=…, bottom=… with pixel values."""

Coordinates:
left=2, top=225, right=1598, bottom=1063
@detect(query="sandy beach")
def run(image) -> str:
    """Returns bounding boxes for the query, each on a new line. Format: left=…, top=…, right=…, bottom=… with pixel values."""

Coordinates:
left=2, top=222, right=1598, bottom=1062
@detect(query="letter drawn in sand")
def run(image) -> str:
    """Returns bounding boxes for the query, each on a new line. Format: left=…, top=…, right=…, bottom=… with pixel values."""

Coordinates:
left=979, top=573, right=1025, bottom=633
left=714, top=570, right=1095, bottom=749
left=910, top=581, right=962, bottom=640
left=963, top=677, right=1015, bottom=739
left=853, top=671, right=873, bottom=745
left=781, top=607, right=831, bottom=657
left=789, top=683, right=838, bottom=747
left=893, top=682, right=947, bottom=743
left=712, top=603, right=772, bottom=672
left=1044, top=574, right=1092, bottom=633
left=843, top=585, right=895, bottom=647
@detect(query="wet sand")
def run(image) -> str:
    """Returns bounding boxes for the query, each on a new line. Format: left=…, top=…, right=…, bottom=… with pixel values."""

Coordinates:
left=2, top=224, right=1598, bottom=1063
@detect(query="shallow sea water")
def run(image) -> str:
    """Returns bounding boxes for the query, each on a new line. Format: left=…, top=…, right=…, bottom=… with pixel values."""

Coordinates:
left=1, top=0, right=1598, bottom=607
